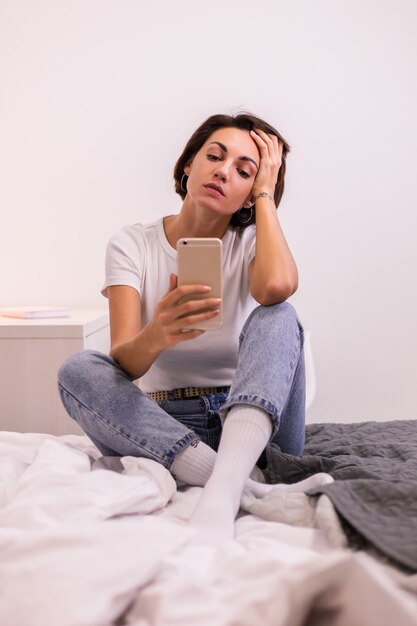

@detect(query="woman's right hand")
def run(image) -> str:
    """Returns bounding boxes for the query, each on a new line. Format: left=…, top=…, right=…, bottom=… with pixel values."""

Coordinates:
left=147, top=273, right=221, bottom=350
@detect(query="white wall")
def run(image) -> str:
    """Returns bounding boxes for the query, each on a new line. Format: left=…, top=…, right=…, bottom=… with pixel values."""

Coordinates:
left=1, top=0, right=416, bottom=423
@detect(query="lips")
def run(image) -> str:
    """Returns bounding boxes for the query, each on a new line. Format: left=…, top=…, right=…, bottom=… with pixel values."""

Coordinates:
left=204, top=183, right=225, bottom=196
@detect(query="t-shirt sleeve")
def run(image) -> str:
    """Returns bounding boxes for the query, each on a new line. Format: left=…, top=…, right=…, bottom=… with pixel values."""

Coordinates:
left=101, top=225, right=146, bottom=298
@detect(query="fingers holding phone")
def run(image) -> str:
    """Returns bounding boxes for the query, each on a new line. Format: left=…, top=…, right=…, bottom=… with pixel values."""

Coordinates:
left=175, top=284, right=222, bottom=330
left=149, top=274, right=221, bottom=350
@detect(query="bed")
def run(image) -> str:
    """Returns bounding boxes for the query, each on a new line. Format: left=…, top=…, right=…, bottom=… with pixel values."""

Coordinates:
left=1, top=420, right=417, bottom=626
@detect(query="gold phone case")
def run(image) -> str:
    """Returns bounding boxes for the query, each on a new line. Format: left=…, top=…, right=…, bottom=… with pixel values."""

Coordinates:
left=177, top=238, right=223, bottom=330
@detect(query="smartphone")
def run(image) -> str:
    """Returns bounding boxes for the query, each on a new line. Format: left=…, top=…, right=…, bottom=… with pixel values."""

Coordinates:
left=176, top=237, right=223, bottom=330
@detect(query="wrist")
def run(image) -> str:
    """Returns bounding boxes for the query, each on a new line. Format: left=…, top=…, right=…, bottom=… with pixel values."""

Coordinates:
left=140, top=322, right=164, bottom=358
left=252, top=191, right=274, bottom=203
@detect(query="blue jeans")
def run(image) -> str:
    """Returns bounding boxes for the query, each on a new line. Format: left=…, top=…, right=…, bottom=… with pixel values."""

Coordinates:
left=57, top=302, right=305, bottom=469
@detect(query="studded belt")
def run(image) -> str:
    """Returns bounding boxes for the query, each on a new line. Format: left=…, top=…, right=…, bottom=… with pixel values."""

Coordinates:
left=146, top=386, right=230, bottom=402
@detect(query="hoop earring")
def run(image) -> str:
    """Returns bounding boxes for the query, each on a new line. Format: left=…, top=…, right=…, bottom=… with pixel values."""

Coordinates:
left=180, top=174, right=188, bottom=193
left=237, top=206, right=253, bottom=225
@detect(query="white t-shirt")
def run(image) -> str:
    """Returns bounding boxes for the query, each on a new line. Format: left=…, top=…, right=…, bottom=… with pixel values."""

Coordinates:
left=102, top=217, right=257, bottom=392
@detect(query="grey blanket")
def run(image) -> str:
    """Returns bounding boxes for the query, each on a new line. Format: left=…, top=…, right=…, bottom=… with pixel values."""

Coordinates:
left=263, top=419, right=417, bottom=572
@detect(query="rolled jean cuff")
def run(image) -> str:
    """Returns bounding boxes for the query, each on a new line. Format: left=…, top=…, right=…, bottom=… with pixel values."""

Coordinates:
left=163, top=430, right=201, bottom=469
left=219, top=394, right=279, bottom=433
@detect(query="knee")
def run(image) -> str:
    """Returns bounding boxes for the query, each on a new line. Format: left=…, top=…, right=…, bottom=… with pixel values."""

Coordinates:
left=246, top=301, right=302, bottom=333
left=57, top=350, right=107, bottom=390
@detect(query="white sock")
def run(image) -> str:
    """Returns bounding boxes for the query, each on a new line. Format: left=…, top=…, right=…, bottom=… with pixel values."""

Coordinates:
left=170, top=435, right=266, bottom=487
left=245, top=472, right=334, bottom=498
left=170, top=439, right=216, bottom=486
left=190, top=405, right=273, bottom=543
left=170, top=414, right=332, bottom=520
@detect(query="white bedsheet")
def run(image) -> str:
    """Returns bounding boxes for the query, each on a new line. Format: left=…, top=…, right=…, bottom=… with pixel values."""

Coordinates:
left=0, top=431, right=416, bottom=626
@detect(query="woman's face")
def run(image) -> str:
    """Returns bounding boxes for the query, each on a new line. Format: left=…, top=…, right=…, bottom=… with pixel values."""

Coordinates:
left=183, top=127, right=260, bottom=216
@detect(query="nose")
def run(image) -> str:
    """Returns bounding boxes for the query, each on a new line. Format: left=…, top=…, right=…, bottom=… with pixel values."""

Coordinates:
left=214, top=160, right=230, bottom=182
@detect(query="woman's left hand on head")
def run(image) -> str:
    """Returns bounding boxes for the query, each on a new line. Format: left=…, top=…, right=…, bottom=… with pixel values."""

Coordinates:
left=250, top=129, right=283, bottom=199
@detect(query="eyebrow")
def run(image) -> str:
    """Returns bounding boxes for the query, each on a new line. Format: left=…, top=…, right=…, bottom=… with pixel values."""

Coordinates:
left=208, top=141, right=259, bottom=169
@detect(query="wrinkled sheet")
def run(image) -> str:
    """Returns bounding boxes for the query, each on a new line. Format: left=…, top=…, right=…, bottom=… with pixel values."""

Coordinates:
left=0, top=431, right=417, bottom=626
left=263, top=420, right=417, bottom=571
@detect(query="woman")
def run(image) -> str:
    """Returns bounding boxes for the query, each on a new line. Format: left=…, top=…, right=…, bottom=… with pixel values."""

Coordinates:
left=58, top=112, right=329, bottom=544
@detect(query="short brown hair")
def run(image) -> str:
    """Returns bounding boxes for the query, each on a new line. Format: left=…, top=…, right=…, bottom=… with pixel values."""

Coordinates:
left=173, top=112, right=291, bottom=227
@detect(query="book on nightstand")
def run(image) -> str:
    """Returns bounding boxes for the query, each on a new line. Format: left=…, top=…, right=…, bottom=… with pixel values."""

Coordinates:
left=0, top=306, right=71, bottom=319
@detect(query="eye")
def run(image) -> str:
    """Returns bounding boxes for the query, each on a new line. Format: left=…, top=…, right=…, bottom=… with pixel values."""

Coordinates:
left=207, top=154, right=220, bottom=161
left=238, top=169, right=250, bottom=179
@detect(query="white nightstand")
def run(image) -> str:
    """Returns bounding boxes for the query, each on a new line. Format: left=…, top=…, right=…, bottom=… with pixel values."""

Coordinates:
left=0, top=309, right=110, bottom=435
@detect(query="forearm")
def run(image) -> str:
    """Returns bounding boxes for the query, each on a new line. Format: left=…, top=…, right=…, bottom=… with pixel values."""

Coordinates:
left=250, top=195, right=298, bottom=305
left=110, top=323, right=163, bottom=380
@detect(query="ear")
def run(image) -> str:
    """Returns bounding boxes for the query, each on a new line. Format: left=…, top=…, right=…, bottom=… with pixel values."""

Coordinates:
left=184, top=159, right=193, bottom=177
left=242, top=194, right=254, bottom=208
